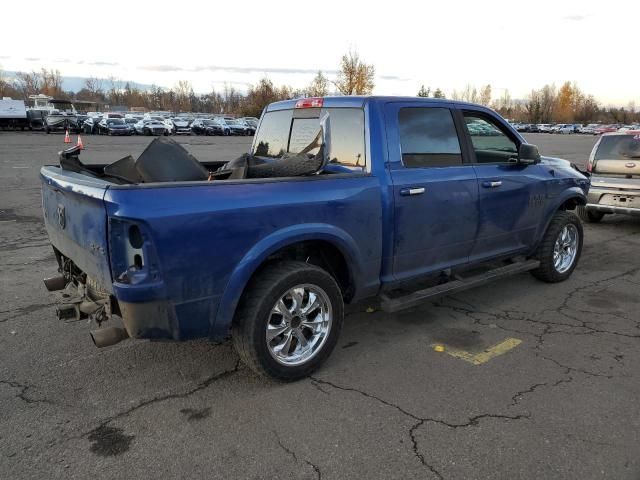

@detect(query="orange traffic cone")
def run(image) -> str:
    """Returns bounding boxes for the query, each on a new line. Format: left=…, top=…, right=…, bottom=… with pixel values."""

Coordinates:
left=77, top=135, right=84, bottom=150
left=64, top=130, right=71, bottom=144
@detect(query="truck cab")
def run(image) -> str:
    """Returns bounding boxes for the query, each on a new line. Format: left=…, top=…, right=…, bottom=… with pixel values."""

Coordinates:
left=40, top=96, right=589, bottom=380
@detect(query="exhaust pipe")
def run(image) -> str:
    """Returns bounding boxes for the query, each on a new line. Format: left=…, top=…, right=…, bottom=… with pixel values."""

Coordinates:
left=44, top=275, right=67, bottom=292
left=90, top=327, right=129, bottom=348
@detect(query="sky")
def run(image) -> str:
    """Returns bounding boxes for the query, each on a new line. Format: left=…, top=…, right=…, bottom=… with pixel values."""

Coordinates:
left=1, top=0, right=638, bottom=105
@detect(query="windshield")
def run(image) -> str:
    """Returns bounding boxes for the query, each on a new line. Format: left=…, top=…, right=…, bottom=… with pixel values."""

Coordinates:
left=595, top=135, right=640, bottom=160
left=252, top=107, right=366, bottom=168
left=107, top=119, right=124, bottom=125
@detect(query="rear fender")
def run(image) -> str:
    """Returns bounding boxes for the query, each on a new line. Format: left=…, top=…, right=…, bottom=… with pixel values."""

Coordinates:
left=211, top=223, right=362, bottom=338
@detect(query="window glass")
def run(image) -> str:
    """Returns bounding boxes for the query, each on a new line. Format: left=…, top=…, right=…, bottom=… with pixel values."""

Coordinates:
left=253, top=108, right=366, bottom=168
left=594, top=134, right=640, bottom=161
left=463, top=114, right=518, bottom=163
left=398, top=107, right=462, bottom=167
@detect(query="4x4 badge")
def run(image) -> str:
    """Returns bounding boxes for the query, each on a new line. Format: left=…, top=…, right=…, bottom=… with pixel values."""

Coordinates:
left=57, top=205, right=65, bottom=229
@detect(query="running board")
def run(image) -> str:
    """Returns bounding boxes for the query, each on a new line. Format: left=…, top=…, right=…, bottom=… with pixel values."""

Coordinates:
left=380, top=259, right=540, bottom=313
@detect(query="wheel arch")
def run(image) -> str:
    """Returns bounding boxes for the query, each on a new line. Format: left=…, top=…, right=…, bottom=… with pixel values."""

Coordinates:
left=211, top=224, right=363, bottom=338
left=533, top=188, right=587, bottom=251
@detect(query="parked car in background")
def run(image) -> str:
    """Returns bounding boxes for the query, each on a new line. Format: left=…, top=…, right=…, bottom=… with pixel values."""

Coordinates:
left=594, top=125, right=619, bottom=135
left=97, top=118, right=133, bottom=136
left=223, top=118, right=252, bottom=135
left=617, top=125, right=640, bottom=132
left=124, top=117, right=138, bottom=134
left=134, top=119, right=166, bottom=136
left=538, top=124, right=553, bottom=133
left=144, top=115, right=173, bottom=135
left=82, top=116, right=101, bottom=134
left=579, top=131, right=640, bottom=222
left=172, top=118, right=192, bottom=135
left=236, top=119, right=257, bottom=135
left=191, top=118, right=227, bottom=135
left=240, top=116, right=259, bottom=125
left=578, top=124, right=600, bottom=134
left=558, top=124, right=578, bottom=134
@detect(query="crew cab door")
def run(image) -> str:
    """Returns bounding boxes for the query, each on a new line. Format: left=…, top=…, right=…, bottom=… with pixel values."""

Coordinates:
left=457, top=109, right=549, bottom=261
left=385, top=103, right=479, bottom=281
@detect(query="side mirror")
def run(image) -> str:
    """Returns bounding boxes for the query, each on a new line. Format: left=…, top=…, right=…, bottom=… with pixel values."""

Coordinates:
left=518, top=143, right=540, bottom=165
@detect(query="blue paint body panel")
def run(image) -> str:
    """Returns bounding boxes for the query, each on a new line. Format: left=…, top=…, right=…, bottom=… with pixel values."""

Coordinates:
left=40, top=96, right=589, bottom=341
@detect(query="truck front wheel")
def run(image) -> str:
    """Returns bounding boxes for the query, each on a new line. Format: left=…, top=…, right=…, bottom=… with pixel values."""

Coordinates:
left=232, top=261, right=344, bottom=381
left=531, top=211, right=583, bottom=283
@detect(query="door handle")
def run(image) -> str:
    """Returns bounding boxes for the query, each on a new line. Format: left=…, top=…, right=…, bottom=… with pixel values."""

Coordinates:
left=482, top=180, right=502, bottom=188
left=400, top=187, right=426, bottom=196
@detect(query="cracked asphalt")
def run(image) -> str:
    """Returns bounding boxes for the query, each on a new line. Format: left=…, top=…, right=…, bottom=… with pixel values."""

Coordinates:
left=1, top=132, right=639, bottom=479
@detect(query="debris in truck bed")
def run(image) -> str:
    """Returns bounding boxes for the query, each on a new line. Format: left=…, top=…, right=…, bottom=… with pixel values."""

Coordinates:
left=58, top=136, right=328, bottom=184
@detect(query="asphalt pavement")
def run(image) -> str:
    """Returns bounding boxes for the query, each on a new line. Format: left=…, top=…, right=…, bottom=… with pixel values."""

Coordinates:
left=1, top=131, right=639, bottom=479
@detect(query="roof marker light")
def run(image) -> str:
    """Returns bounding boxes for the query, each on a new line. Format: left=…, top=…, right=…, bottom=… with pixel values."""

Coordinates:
left=295, top=97, right=323, bottom=109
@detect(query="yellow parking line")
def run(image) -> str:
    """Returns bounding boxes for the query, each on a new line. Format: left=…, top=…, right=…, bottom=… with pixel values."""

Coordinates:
left=432, top=338, right=522, bottom=365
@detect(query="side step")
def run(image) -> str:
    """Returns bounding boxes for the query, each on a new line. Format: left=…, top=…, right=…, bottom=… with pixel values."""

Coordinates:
left=380, top=259, right=540, bottom=313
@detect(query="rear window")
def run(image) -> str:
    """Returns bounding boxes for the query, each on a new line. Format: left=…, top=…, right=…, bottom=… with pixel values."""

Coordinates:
left=595, top=135, right=640, bottom=161
left=253, top=108, right=366, bottom=169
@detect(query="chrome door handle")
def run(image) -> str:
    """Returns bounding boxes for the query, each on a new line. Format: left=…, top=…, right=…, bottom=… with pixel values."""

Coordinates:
left=482, top=181, right=502, bottom=188
left=400, top=187, right=426, bottom=196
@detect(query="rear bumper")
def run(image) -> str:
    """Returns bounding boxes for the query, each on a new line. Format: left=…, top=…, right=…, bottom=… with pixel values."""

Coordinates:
left=586, top=185, right=640, bottom=215
left=586, top=203, right=640, bottom=215
left=118, top=299, right=175, bottom=339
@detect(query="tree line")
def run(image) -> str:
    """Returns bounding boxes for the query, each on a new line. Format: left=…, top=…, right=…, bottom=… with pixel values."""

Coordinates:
left=1, top=55, right=637, bottom=123
left=0, top=51, right=375, bottom=117
left=416, top=81, right=639, bottom=124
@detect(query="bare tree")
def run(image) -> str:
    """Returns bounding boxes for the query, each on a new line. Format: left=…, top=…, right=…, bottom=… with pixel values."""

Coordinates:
left=14, top=71, right=42, bottom=98
left=479, top=84, right=492, bottom=106
left=334, top=50, right=375, bottom=95
left=307, top=71, right=329, bottom=97
left=417, top=85, right=431, bottom=97
left=84, top=77, right=104, bottom=96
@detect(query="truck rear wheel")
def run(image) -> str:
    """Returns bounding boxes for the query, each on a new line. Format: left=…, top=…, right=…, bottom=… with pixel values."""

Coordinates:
left=577, top=205, right=604, bottom=223
left=232, top=261, right=343, bottom=381
left=531, top=211, right=583, bottom=283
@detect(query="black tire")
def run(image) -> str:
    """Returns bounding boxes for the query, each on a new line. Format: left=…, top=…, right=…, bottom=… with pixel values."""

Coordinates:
left=577, top=206, right=604, bottom=223
left=531, top=211, right=583, bottom=283
left=232, top=261, right=344, bottom=381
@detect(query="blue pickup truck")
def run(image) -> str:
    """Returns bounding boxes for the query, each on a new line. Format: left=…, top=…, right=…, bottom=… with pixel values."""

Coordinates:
left=40, top=96, right=589, bottom=380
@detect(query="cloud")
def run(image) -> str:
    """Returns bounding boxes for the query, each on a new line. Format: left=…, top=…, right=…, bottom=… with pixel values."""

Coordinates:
left=140, top=64, right=185, bottom=72
left=141, top=64, right=339, bottom=75
left=87, top=61, right=119, bottom=66
left=562, top=14, right=589, bottom=21
left=378, top=74, right=410, bottom=81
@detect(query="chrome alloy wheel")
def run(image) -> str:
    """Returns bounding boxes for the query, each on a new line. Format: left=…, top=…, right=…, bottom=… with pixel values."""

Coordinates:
left=266, top=284, right=332, bottom=366
left=553, top=224, right=579, bottom=273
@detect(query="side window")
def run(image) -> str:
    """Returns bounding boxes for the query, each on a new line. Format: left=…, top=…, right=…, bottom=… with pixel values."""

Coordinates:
left=463, top=113, right=518, bottom=163
left=398, top=107, right=462, bottom=168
